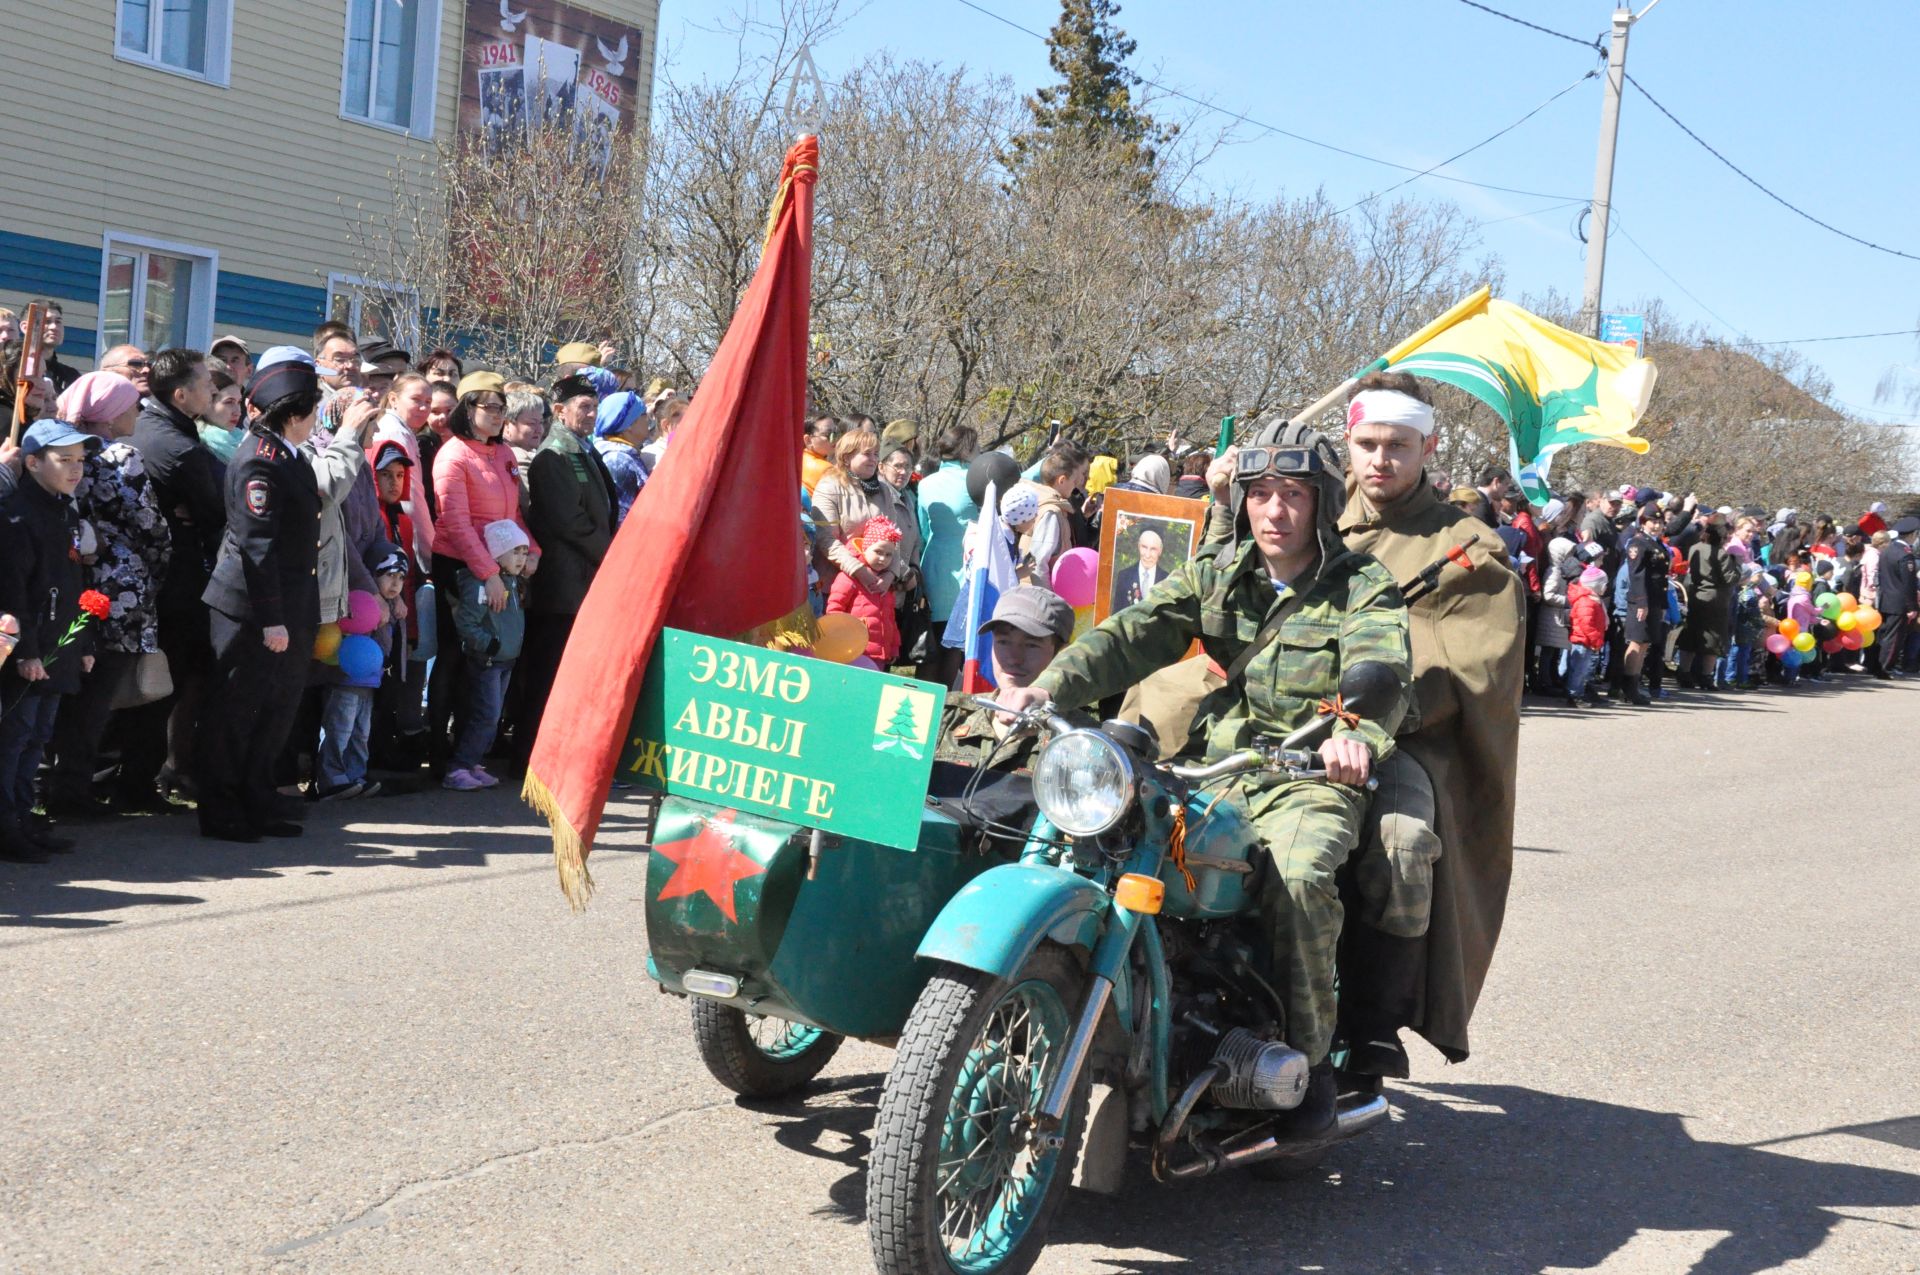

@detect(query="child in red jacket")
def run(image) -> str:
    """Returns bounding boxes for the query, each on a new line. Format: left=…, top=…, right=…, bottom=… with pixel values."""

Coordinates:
left=1565, top=565, right=1609, bottom=706
left=826, top=515, right=904, bottom=666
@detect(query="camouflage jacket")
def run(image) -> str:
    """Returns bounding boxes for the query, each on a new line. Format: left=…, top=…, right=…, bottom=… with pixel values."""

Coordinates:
left=1033, top=538, right=1413, bottom=764
left=934, top=702, right=1043, bottom=772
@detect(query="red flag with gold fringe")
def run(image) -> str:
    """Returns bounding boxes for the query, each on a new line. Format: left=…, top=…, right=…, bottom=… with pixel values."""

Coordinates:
left=524, top=135, right=819, bottom=907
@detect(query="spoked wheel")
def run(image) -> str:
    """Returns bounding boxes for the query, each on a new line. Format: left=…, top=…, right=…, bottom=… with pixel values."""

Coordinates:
left=868, top=946, right=1086, bottom=1275
left=689, top=998, right=843, bottom=1098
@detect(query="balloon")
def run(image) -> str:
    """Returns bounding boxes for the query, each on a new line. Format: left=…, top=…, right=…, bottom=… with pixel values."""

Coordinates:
left=1857, top=607, right=1882, bottom=632
left=1777, top=618, right=1800, bottom=641
left=1817, top=594, right=1842, bottom=620
left=1811, top=619, right=1837, bottom=642
left=1782, top=648, right=1803, bottom=669
left=1820, top=637, right=1845, bottom=654
left=1839, top=592, right=1859, bottom=611
left=337, top=633, right=383, bottom=681
left=1861, top=628, right=1876, bottom=648
left=1835, top=610, right=1857, bottom=632
left=813, top=613, right=869, bottom=664
left=1792, top=631, right=1816, bottom=653
left=1764, top=633, right=1790, bottom=656
left=338, top=589, right=382, bottom=636
left=1050, top=547, right=1101, bottom=609
left=312, top=622, right=342, bottom=664
left=965, top=452, right=1022, bottom=509
left=1841, top=630, right=1864, bottom=651
left=1793, top=571, right=1813, bottom=590
left=848, top=654, right=879, bottom=670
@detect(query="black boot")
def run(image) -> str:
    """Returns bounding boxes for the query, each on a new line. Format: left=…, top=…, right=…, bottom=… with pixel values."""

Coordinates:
left=1277, top=1062, right=1336, bottom=1137
left=0, top=825, right=50, bottom=862
left=25, top=813, right=76, bottom=853
left=1341, top=926, right=1423, bottom=1081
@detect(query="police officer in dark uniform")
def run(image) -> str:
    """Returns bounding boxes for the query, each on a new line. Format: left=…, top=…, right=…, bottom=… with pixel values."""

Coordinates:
left=196, top=359, right=327, bottom=842
left=1617, top=500, right=1670, bottom=707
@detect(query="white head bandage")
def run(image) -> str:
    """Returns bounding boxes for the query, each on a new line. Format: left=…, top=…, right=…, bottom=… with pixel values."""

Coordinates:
left=1346, top=389, right=1435, bottom=437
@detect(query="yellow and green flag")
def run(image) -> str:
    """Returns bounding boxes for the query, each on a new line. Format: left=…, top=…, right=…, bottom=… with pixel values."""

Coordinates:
left=1383, top=294, right=1658, bottom=505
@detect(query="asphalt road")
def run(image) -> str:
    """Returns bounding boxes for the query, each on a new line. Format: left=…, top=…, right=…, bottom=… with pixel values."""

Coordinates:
left=3, top=679, right=1918, bottom=1274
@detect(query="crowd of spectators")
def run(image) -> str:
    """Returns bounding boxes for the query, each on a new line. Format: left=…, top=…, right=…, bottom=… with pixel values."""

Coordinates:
left=1430, top=467, right=1920, bottom=707
left=0, top=293, right=1914, bottom=863
left=0, top=305, right=678, bottom=860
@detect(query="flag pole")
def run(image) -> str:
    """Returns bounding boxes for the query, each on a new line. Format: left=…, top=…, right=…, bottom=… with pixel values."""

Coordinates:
left=1284, top=285, right=1493, bottom=428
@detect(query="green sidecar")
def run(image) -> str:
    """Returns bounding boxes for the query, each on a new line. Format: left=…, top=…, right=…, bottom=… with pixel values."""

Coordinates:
left=643, top=767, right=1003, bottom=1096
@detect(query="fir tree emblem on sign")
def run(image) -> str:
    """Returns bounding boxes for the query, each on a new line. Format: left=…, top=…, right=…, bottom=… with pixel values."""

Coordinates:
left=872, top=685, right=936, bottom=760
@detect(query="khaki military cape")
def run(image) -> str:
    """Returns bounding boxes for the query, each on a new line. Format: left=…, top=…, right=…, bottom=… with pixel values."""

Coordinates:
left=1338, top=476, right=1525, bottom=1061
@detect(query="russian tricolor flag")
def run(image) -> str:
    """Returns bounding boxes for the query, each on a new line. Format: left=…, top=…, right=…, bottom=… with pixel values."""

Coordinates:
left=941, top=481, right=1019, bottom=692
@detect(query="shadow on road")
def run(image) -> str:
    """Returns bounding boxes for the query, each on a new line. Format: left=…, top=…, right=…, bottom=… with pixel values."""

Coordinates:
left=1523, top=672, right=1896, bottom=720
left=738, top=1077, right=1920, bottom=1273
left=0, top=790, right=656, bottom=929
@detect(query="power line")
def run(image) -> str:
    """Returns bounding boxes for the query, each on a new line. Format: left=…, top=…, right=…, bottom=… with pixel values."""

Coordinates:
left=1609, top=214, right=1750, bottom=339
left=948, top=0, right=1585, bottom=204
left=1745, top=328, right=1920, bottom=347
left=1472, top=198, right=1586, bottom=229
left=1610, top=216, right=1920, bottom=355
left=1336, top=69, right=1598, bottom=215
left=1624, top=71, right=1920, bottom=264
left=1452, top=0, right=1606, bottom=54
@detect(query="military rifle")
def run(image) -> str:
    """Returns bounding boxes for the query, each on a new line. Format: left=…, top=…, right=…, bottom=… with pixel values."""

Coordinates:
left=1398, top=533, right=1481, bottom=606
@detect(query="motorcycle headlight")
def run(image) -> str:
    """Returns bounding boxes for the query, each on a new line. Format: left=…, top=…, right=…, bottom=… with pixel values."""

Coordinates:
left=1034, top=730, right=1135, bottom=837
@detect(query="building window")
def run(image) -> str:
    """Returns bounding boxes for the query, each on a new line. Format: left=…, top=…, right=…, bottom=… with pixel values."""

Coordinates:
left=99, top=235, right=218, bottom=355
left=327, top=273, right=419, bottom=350
left=341, top=0, right=442, bottom=138
left=115, top=0, right=233, bottom=85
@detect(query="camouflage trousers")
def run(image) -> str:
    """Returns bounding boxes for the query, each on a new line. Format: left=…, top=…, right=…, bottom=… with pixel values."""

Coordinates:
left=1352, top=749, right=1443, bottom=939
left=1243, top=778, right=1369, bottom=1065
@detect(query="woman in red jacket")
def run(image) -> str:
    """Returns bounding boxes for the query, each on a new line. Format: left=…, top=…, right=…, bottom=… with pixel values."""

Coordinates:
left=426, top=373, right=540, bottom=771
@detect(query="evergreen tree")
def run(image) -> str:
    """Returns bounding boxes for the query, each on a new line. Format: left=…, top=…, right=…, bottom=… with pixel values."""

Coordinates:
left=1007, top=0, right=1175, bottom=186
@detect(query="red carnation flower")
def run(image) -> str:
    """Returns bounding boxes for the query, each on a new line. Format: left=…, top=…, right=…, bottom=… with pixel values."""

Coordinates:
left=78, top=590, right=111, bottom=621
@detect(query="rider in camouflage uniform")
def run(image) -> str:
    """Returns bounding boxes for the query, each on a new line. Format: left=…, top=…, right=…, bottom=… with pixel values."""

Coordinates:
left=1008, top=422, right=1412, bottom=1134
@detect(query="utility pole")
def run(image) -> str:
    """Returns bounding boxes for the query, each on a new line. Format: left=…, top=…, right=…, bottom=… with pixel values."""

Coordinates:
left=1579, top=7, right=1636, bottom=338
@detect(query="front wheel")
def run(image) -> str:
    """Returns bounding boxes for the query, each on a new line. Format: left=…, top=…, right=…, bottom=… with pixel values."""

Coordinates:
left=868, top=947, right=1086, bottom=1275
left=689, top=999, right=843, bottom=1098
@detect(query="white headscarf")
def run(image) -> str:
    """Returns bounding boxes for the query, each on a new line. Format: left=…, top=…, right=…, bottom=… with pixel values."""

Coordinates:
left=1130, top=455, right=1170, bottom=495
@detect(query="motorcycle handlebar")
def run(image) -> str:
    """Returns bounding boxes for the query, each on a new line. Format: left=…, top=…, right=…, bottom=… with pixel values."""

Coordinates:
left=961, top=694, right=1074, bottom=736
left=966, top=698, right=1380, bottom=792
left=1166, top=749, right=1380, bottom=792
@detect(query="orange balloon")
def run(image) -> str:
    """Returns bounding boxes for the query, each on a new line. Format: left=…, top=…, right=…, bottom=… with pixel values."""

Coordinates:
left=312, top=622, right=343, bottom=664
left=1838, top=592, right=1859, bottom=611
left=1857, top=607, right=1882, bottom=632
left=814, top=613, right=870, bottom=664
left=1778, top=618, right=1800, bottom=641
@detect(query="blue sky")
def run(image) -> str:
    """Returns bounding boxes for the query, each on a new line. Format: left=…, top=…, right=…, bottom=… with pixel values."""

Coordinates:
left=659, top=0, right=1920, bottom=426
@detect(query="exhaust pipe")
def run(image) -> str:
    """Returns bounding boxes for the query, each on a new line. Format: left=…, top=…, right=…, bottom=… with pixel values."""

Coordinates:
left=1154, top=1091, right=1391, bottom=1181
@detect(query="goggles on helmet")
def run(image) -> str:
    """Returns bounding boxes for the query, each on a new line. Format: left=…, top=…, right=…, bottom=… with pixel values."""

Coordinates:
left=1233, top=444, right=1324, bottom=484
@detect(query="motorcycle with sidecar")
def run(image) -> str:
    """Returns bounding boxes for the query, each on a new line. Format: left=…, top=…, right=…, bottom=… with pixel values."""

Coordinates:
left=642, top=661, right=1404, bottom=1275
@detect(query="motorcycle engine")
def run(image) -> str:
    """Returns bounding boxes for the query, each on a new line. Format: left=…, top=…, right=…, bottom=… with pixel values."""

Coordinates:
left=1208, top=1027, right=1310, bottom=1111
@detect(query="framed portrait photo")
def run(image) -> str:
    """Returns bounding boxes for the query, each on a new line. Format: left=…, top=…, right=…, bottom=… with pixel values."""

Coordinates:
left=1094, top=489, right=1211, bottom=625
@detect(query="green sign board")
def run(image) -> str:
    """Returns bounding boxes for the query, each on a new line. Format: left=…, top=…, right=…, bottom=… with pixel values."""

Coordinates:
left=620, top=629, right=948, bottom=851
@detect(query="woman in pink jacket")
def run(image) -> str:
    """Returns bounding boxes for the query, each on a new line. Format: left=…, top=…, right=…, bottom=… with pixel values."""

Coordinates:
left=427, top=374, right=539, bottom=772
